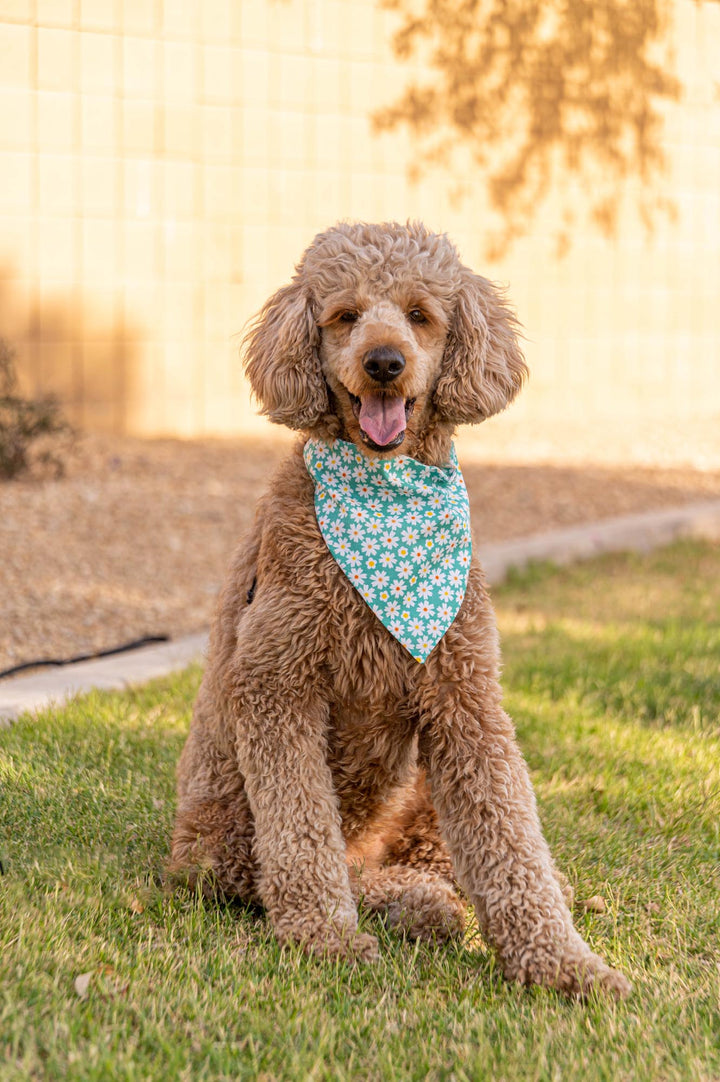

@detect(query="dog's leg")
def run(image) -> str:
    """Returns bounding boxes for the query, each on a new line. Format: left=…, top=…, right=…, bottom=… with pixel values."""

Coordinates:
left=418, top=688, right=630, bottom=999
left=231, top=667, right=378, bottom=962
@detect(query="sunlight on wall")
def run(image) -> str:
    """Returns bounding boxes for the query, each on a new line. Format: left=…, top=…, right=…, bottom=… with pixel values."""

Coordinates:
left=0, top=0, right=718, bottom=461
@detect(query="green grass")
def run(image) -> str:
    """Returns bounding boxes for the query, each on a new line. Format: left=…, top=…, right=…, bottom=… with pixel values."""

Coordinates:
left=1, top=539, right=719, bottom=1081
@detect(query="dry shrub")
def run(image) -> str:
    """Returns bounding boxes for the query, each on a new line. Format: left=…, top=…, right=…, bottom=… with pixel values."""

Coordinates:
left=0, top=340, right=73, bottom=480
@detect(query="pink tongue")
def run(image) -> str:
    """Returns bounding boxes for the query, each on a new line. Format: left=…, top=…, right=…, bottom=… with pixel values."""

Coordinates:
left=358, top=395, right=406, bottom=446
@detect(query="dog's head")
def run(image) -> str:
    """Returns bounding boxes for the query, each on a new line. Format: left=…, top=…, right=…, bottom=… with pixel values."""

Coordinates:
left=244, top=221, right=527, bottom=456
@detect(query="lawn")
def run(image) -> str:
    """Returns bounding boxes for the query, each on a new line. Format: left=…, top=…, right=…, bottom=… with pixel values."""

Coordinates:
left=1, top=540, right=719, bottom=1082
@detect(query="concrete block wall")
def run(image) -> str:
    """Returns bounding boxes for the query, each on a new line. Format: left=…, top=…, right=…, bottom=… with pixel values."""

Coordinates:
left=0, top=0, right=718, bottom=450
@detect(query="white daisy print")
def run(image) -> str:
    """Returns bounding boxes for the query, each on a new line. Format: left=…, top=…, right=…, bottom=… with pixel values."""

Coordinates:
left=304, top=437, right=471, bottom=663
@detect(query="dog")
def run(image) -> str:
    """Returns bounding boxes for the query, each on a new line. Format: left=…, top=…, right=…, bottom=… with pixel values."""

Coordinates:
left=170, top=220, right=630, bottom=998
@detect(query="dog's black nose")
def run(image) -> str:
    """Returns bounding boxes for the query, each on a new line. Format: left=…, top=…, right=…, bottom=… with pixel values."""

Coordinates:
left=363, top=347, right=406, bottom=384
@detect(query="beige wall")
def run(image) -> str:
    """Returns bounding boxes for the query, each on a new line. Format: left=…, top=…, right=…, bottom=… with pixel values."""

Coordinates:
left=1, top=0, right=719, bottom=457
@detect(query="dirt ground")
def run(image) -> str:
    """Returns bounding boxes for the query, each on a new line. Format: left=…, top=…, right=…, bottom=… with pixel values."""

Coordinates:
left=2, top=424, right=720, bottom=676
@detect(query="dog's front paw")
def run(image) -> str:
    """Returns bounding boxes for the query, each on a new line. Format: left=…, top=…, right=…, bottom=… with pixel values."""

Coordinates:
left=302, top=928, right=380, bottom=963
left=509, top=947, right=631, bottom=1000
left=563, top=953, right=631, bottom=1000
left=275, top=911, right=380, bottom=963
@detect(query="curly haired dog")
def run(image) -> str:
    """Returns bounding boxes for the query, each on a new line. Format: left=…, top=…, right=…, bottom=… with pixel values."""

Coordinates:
left=170, top=221, right=630, bottom=998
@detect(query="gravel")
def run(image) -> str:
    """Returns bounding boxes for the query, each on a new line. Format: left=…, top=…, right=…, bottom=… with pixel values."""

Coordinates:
left=2, top=427, right=720, bottom=676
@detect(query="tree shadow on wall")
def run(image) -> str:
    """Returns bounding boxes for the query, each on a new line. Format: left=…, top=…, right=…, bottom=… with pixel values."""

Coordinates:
left=0, top=274, right=139, bottom=434
left=374, top=0, right=682, bottom=258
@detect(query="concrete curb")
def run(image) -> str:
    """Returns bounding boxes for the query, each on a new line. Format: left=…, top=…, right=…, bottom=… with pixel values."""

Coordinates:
left=2, top=498, right=719, bottom=725
left=0, top=632, right=208, bottom=726
left=480, top=498, right=720, bottom=584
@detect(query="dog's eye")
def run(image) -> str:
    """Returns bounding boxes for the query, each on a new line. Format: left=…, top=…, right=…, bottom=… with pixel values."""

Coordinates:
left=408, top=308, right=427, bottom=324
left=339, top=311, right=359, bottom=323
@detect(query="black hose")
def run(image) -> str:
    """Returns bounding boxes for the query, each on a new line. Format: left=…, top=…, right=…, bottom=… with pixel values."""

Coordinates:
left=0, top=635, right=170, bottom=680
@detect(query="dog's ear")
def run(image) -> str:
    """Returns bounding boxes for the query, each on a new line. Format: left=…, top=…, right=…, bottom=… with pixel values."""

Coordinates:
left=243, top=279, right=329, bottom=430
left=433, top=270, right=528, bottom=424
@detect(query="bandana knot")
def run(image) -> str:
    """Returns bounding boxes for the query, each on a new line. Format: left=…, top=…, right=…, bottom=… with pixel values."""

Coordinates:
left=304, top=437, right=472, bottom=663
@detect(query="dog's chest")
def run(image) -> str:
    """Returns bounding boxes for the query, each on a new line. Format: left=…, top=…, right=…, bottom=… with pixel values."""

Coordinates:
left=323, top=597, right=421, bottom=710
left=327, top=700, right=418, bottom=832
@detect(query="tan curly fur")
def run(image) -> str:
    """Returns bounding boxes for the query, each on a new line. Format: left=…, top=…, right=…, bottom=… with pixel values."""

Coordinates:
left=170, top=221, right=630, bottom=998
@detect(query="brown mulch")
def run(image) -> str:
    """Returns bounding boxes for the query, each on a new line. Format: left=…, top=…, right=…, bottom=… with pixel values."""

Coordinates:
left=2, top=429, right=720, bottom=677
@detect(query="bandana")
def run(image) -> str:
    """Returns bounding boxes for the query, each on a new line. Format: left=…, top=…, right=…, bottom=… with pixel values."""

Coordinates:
left=303, top=437, right=472, bottom=663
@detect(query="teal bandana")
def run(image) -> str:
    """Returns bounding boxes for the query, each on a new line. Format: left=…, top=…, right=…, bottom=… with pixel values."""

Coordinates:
left=303, top=437, right=472, bottom=663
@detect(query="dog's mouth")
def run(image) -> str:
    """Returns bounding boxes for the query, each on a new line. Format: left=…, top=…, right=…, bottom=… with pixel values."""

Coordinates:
left=347, top=392, right=416, bottom=452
